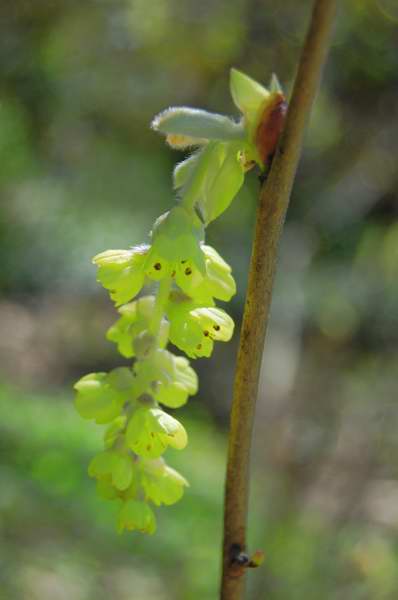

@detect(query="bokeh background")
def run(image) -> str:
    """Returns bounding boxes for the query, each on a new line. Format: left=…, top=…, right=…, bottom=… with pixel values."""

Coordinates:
left=1, top=0, right=398, bottom=598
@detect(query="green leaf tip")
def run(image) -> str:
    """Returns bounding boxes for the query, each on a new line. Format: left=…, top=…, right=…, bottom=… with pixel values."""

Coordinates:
left=230, top=68, right=270, bottom=117
left=269, top=72, right=283, bottom=94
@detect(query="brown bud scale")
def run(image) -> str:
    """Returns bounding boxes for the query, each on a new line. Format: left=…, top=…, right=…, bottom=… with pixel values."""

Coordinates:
left=255, top=92, right=287, bottom=165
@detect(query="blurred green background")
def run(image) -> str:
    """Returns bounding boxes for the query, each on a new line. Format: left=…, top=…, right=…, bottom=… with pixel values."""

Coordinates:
left=1, top=0, right=398, bottom=598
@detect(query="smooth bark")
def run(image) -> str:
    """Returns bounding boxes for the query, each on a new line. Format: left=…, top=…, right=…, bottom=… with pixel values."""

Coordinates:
left=220, top=1, right=338, bottom=598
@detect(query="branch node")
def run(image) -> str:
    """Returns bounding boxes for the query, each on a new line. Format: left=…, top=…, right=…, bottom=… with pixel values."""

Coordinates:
left=228, top=544, right=265, bottom=576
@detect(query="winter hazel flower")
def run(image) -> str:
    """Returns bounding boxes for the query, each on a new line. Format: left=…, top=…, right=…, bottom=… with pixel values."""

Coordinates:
left=132, top=348, right=198, bottom=409
left=126, top=407, right=188, bottom=459
left=145, top=206, right=206, bottom=291
left=75, top=68, right=283, bottom=536
left=188, top=244, right=236, bottom=303
left=88, top=450, right=133, bottom=491
left=152, top=354, right=198, bottom=409
left=167, top=298, right=234, bottom=358
left=93, top=246, right=149, bottom=307
left=107, top=296, right=169, bottom=359
left=117, top=500, right=156, bottom=534
left=74, top=367, right=134, bottom=424
left=140, top=458, right=188, bottom=506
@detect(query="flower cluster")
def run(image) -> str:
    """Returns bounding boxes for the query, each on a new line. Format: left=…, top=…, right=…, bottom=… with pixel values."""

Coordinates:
left=74, top=69, right=285, bottom=534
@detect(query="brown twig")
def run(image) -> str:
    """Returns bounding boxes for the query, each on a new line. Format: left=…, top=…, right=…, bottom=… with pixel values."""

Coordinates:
left=220, top=1, right=337, bottom=598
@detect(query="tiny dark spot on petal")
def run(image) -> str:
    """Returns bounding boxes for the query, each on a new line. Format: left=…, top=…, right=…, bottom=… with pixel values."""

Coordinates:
left=213, top=325, right=220, bottom=331
left=154, top=262, right=162, bottom=271
left=185, top=267, right=192, bottom=275
left=204, top=330, right=209, bottom=337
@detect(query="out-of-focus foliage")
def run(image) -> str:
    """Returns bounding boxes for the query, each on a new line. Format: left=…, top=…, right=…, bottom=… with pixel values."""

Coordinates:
left=1, top=0, right=398, bottom=598
left=0, top=386, right=227, bottom=600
